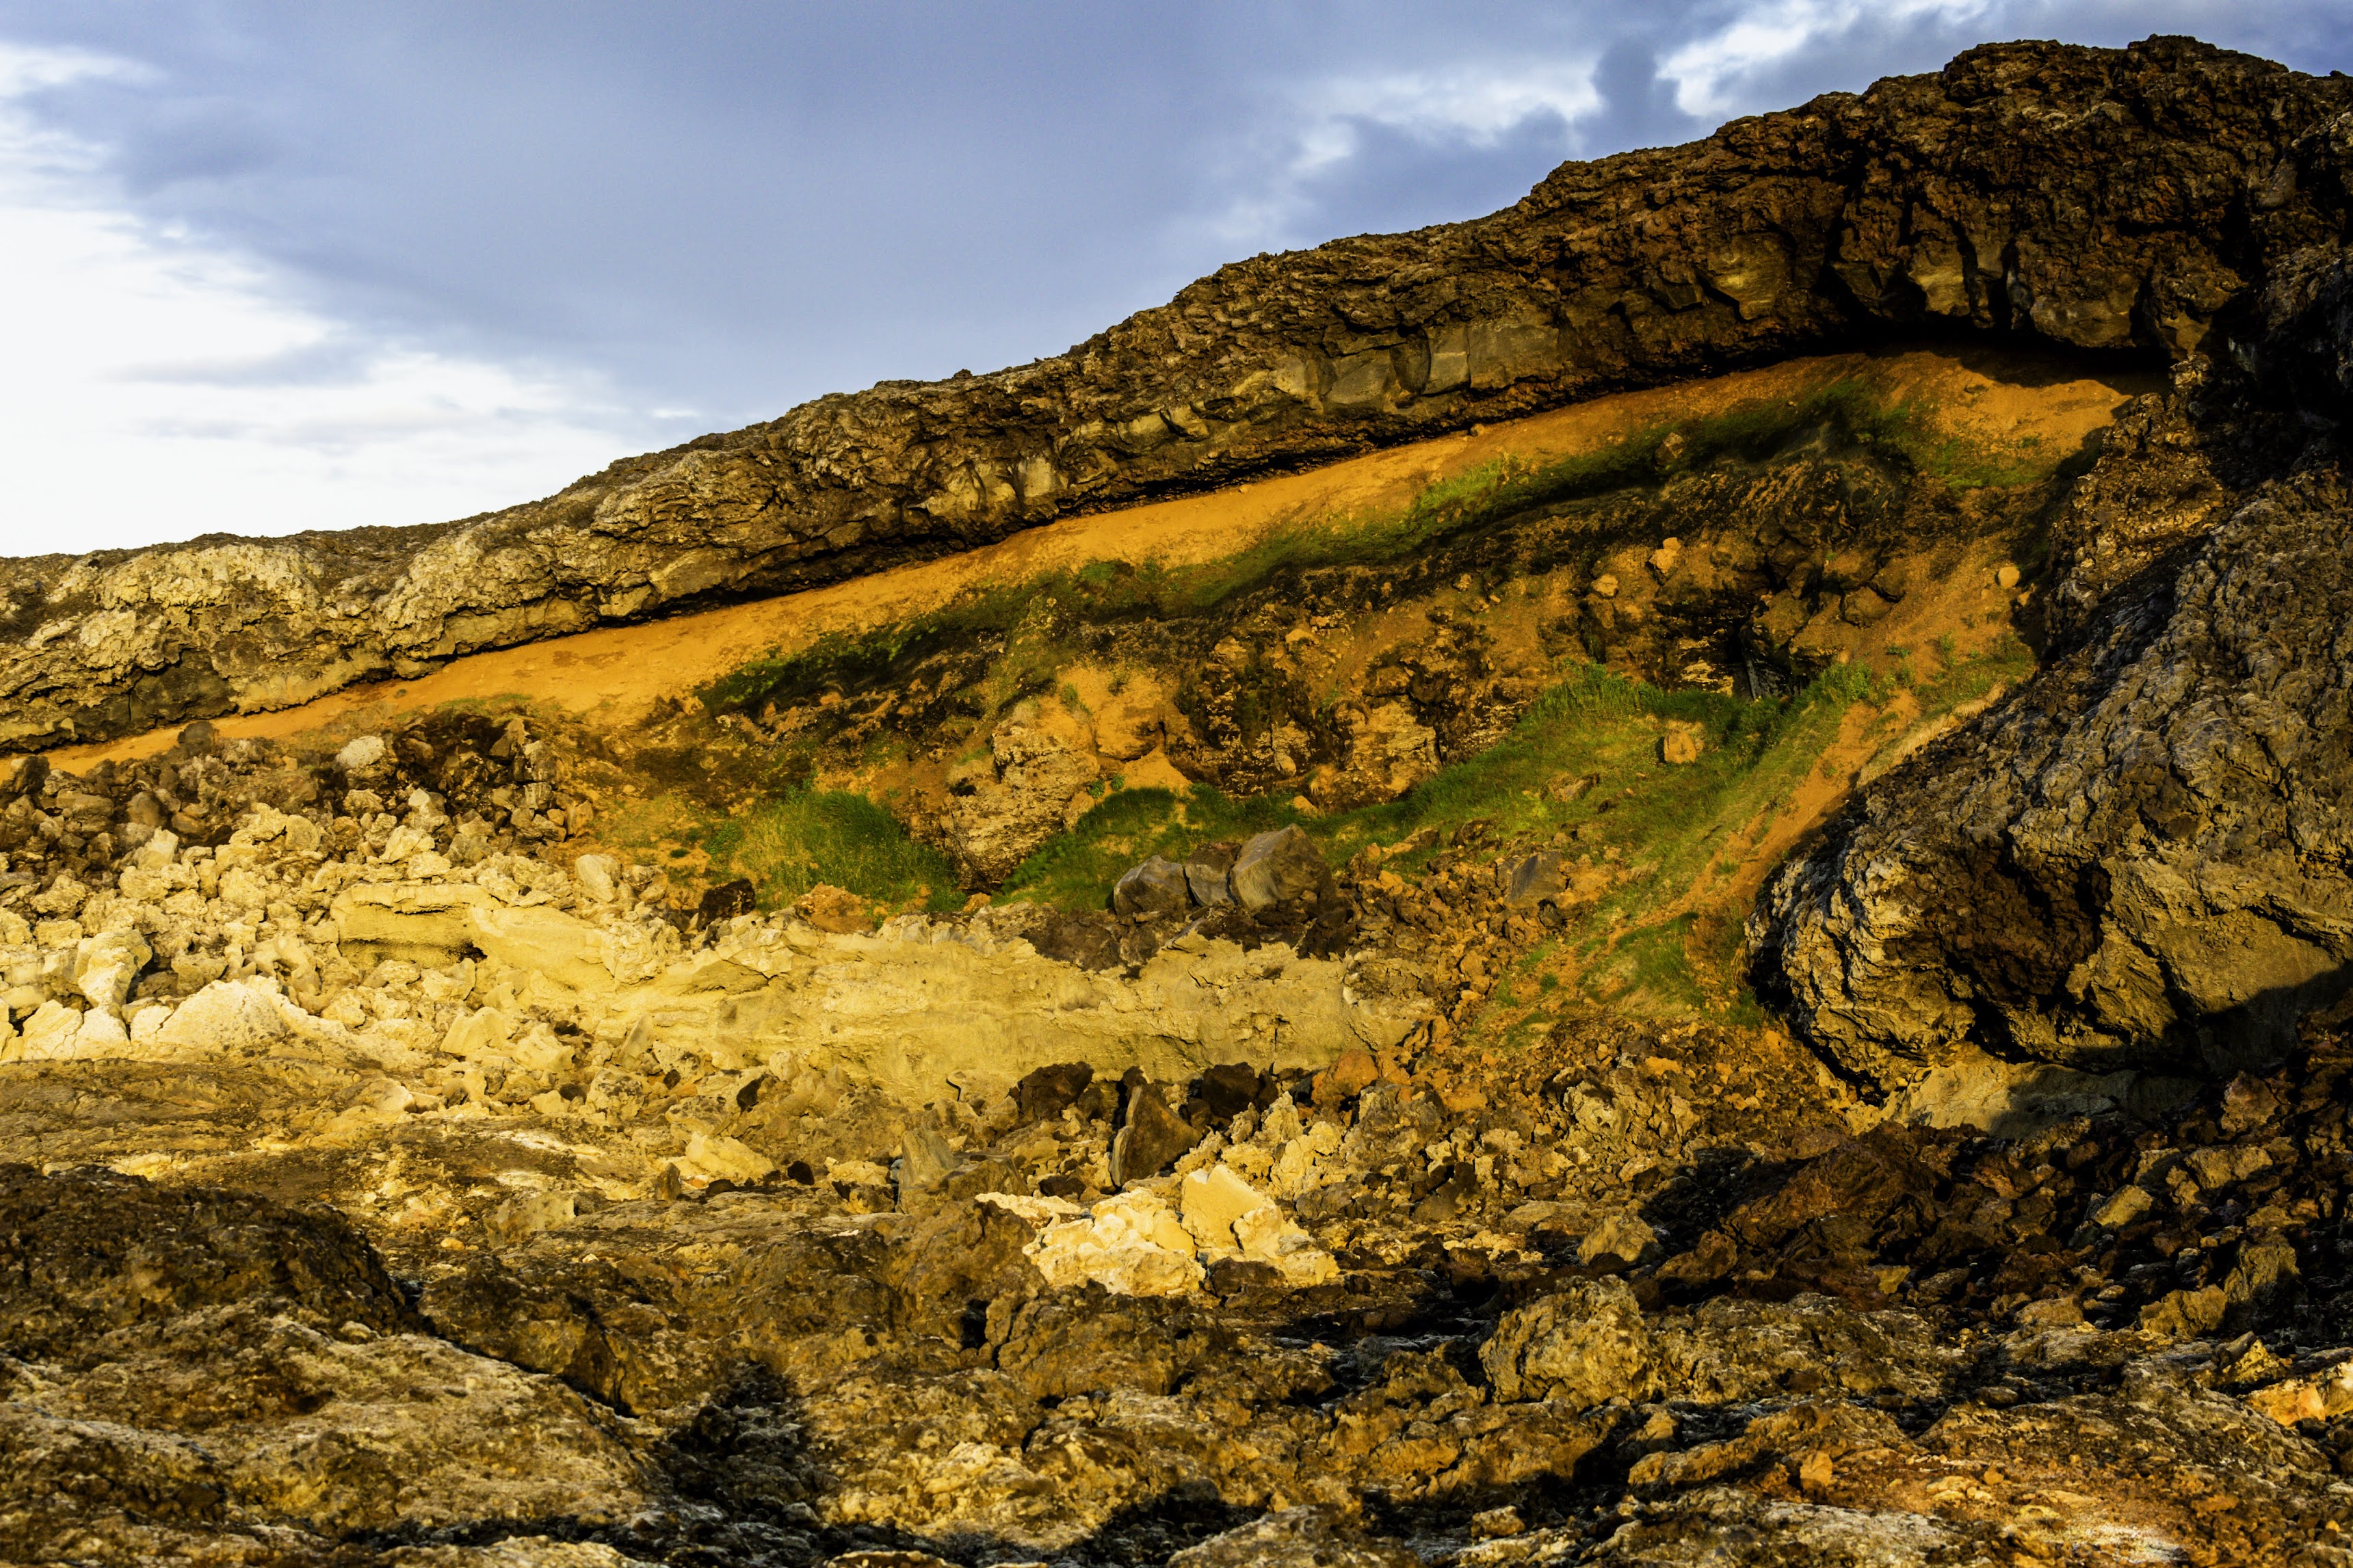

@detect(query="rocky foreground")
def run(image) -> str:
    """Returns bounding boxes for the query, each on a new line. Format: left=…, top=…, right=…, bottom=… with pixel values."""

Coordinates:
left=8, top=30, right=2353, bottom=1568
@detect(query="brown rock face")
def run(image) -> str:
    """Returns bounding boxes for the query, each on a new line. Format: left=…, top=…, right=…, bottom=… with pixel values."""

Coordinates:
left=8, top=36, right=2352, bottom=752
left=1751, top=390, right=2353, bottom=1090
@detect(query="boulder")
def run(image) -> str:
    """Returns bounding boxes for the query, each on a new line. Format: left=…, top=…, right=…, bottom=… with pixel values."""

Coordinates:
left=681, top=1132, right=777, bottom=1186
left=571, top=853, right=620, bottom=902
left=1480, top=1276, right=1655, bottom=1407
left=1178, top=1165, right=1275, bottom=1258
left=73, top=929, right=151, bottom=1013
left=1109, top=1082, right=1201, bottom=1186
left=1184, top=841, right=1239, bottom=906
left=155, top=980, right=294, bottom=1058
left=1112, top=856, right=1190, bottom=920
left=1023, top=1189, right=1202, bottom=1297
left=1501, top=851, right=1566, bottom=909
left=1013, top=1061, right=1095, bottom=1123
left=1229, top=826, right=1328, bottom=911
left=334, top=734, right=388, bottom=774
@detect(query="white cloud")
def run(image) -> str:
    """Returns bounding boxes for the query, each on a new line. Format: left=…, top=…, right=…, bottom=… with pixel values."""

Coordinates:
left=1207, top=59, right=1598, bottom=247
left=1660, top=0, right=1996, bottom=117
left=0, top=43, right=660, bottom=556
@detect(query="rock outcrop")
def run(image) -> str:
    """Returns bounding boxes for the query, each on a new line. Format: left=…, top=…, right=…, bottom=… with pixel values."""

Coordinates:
left=1754, top=457, right=2353, bottom=1090
left=8, top=37, right=2352, bottom=750
left=14, top=32, right=2353, bottom=1568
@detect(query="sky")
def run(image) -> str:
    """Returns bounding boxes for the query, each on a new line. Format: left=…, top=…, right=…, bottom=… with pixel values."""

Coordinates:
left=0, top=3, right=2345, bottom=556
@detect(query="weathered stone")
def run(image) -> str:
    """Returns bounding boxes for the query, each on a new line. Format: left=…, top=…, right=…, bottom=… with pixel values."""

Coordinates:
left=1183, top=841, right=1238, bottom=906
left=1481, top=1277, right=1654, bottom=1407
left=1500, top=851, right=1566, bottom=909
left=1109, top=1081, right=1201, bottom=1186
left=1111, top=855, right=1189, bottom=920
left=1229, top=826, right=1328, bottom=911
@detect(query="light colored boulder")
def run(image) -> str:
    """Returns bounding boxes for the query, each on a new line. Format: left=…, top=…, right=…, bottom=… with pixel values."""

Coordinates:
left=1178, top=1164, right=1274, bottom=1259
left=1025, top=1188, right=1203, bottom=1297
left=74, top=928, right=153, bottom=1013
left=681, top=1132, right=776, bottom=1184
left=336, top=734, right=388, bottom=772
left=465, top=904, right=612, bottom=992
left=70, top=1007, right=130, bottom=1054
left=332, top=883, right=614, bottom=991
left=11, top=1000, right=81, bottom=1060
left=572, top=853, right=620, bottom=903
left=156, top=979, right=293, bottom=1057
left=1232, top=1205, right=1339, bottom=1286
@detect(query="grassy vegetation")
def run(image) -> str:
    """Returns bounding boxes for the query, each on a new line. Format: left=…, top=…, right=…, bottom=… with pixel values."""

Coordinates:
left=620, top=789, right=964, bottom=916
left=999, top=786, right=1311, bottom=907
left=996, top=631, right=2027, bottom=1023
left=695, top=372, right=2060, bottom=721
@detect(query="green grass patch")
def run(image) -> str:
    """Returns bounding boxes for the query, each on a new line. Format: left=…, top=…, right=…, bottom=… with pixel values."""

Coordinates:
left=999, top=785, right=1308, bottom=907
left=989, top=647, right=1962, bottom=1024
left=689, top=790, right=963, bottom=914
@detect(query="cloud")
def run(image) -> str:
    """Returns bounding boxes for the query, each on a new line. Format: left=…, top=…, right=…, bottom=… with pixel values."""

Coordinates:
left=1660, top=0, right=1995, bottom=118
left=0, top=42, right=665, bottom=554
left=0, top=4, right=2342, bottom=555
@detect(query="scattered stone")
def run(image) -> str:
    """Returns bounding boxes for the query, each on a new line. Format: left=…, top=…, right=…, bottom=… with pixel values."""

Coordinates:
left=1661, top=721, right=1706, bottom=765
left=1229, top=825, right=1328, bottom=911
left=1112, top=855, right=1190, bottom=919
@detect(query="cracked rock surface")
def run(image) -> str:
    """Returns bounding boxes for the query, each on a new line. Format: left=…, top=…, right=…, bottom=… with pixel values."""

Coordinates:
left=13, top=32, right=2353, bottom=1568
left=4, top=37, right=2352, bottom=751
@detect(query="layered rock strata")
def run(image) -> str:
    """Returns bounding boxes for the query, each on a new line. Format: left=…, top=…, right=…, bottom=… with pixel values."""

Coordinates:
left=6, top=37, right=2351, bottom=749
left=10, top=31, right=2353, bottom=1568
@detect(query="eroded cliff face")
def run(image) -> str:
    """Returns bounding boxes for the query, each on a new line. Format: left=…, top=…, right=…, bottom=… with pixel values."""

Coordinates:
left=10, top=33, right=2353, bottom=1568
left=1753, top=434, right=2353, bottom=1090
left=5, top=36, right=2351, bottom=752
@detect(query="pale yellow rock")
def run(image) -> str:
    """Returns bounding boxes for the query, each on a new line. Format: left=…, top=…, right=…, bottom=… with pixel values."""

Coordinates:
left=74, top=927, right=152, bottom=1012
left=1232, top=1205, right=1339, bottom=1286
left=70, top=1007, right=130, bottom=1054
left=332, top=883, right=495, bottom=959
left=464, top=904, right=613, bottom=992
left=573, top=853, right=620, bottom=903
left=1025, top=1189, right=1203, bottom=1297
left=1178, top=1164, right=1276, bottom=1259
left=442, top=1007, right=512, bottom=1062
left=681, top=1132, right=778, bottom=1184
left=10, top=1000, right=80, bottom=1061
left=156, top=979, right=295, bottom=1057
left=1270, top=1120, right=1343, bottom=1198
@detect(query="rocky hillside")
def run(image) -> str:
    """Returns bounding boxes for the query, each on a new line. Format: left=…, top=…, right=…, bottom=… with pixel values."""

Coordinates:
left=7, top=36, right=2352, bottom=752
left=7, top=33, right=2353, bottom=1568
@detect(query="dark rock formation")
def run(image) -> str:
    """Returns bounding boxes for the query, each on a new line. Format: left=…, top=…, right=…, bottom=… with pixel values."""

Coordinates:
left=1752, top=384, right=2353, bottom=1091
left=8, top=36, right=2352, bottom=751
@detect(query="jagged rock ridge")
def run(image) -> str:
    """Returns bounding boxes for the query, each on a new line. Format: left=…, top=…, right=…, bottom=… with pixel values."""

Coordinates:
left=7, top=36, right=2352, bottom=750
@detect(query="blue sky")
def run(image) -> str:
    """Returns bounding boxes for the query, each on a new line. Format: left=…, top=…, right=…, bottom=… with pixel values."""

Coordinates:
left=0, top=2, right=2345, bottom=553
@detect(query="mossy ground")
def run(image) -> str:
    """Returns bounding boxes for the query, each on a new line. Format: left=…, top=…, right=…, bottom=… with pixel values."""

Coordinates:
left=999, top=630, right=2032, bottom=1028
